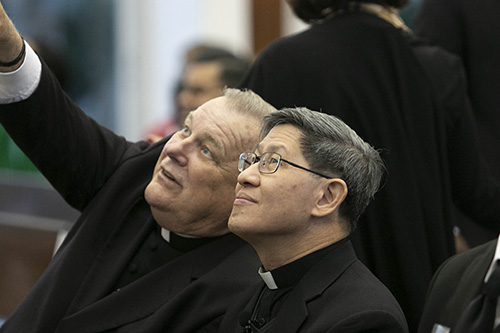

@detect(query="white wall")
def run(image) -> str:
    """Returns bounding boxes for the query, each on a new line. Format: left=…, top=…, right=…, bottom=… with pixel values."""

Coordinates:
left=114, top=0, right=252, bottom=141
left=280, top=0, right=309, bottom=36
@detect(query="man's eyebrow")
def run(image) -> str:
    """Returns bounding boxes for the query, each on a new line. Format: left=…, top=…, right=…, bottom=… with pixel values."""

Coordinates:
left=184, top=112, right=193, bottom=125
left=256, top=143, right=288, bottom=154
left=201, top=133, right=223, bottom=155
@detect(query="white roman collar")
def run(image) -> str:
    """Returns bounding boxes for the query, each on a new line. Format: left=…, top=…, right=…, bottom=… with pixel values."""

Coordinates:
left=485, top=234, right=500, bottom=282
left=160, top=228, right=199, bottom=242
left=258, top=267, right=278, bottom=290
left=485, top=234, right=500, bottom=329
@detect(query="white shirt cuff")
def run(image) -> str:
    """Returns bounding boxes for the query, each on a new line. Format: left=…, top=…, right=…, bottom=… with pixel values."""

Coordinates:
left=0, top=41, right=42, bottom=104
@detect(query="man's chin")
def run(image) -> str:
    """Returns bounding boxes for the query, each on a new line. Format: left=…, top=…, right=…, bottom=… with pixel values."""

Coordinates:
left=144, top=182, right=155, bottom=205
left=228, top=218, right=246, bottom=236
left=144, top=181, right=170, bottom=208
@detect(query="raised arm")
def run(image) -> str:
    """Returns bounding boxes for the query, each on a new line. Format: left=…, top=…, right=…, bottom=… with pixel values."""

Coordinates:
left=0, top=2, right=137, bottom=211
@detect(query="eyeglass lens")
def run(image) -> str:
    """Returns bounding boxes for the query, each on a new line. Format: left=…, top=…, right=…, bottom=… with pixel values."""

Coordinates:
left=238, top=152, right=254, bottom=172
left=260, top=153, right=280, bottom=174
left=238, top=152, right=282, bottom=174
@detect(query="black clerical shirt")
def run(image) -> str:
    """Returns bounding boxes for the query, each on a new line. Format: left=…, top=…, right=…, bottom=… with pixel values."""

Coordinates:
left=112, top=221, right=221, bottom=291
left=248, top=238, right=348, bottom=331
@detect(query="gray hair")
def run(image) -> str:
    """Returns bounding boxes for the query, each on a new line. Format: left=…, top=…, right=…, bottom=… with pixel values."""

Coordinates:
left=261, top=107, right=385, bottom=232
left=223, top=88, right=277, bottom=119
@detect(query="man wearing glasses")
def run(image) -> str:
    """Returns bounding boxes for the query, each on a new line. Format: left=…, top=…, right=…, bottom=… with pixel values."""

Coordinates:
left=220, top=107, right=408, bottom=332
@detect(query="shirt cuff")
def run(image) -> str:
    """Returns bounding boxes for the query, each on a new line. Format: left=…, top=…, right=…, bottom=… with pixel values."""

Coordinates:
left=0, top=41, right=42, bottom=104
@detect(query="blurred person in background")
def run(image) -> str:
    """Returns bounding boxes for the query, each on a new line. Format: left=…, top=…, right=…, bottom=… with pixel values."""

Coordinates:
left=146, top=45, right=251, bottom=143
left=415, top=0, right=500, bottom=250
left=418, top=234, right=500, bottom=333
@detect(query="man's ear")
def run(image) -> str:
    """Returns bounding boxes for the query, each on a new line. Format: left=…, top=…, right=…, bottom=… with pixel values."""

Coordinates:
left=311, top=178, right=347, bottom=218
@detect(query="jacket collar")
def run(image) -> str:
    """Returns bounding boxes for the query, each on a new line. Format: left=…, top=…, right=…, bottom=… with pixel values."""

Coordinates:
left=57, top=233, right=247, bottom=332
left=240, top=239, right=358, bottom=332
left=443, top=241, right=496, bottom=326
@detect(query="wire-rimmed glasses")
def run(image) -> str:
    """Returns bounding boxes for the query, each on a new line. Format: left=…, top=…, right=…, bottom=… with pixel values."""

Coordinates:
left=238, top=152, right=331, bottom=178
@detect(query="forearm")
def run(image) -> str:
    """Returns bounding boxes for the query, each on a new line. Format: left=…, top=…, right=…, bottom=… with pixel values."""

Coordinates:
left=0, top=63, right=131, bottom=210
left=0, top=1, right=25, bottom=72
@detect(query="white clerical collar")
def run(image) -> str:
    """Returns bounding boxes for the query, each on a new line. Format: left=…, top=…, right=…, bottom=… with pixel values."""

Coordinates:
left=485, top=234, right=500, bottom=282
left=486, top=234, right=500, bottom=329
left=258, top=267, right=278, bottom=290
left=160, top=228, right=200, bottom=242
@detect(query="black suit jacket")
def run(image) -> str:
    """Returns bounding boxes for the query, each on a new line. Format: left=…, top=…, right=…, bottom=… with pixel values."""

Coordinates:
left=415, top=0, right=500, bottom=184
left=220, top=240, right=408, bottom=332
left=0, top=61, right=261, bottom=332
left=418, top=239, right=497, bottom=333
left=414, top=0, right=500, bottom=253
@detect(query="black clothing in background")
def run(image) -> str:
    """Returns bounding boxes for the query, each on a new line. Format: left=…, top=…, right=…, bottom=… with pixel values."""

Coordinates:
left=418, top=239, right=498, bottom=333
left=240, top=11, right=500, bottom=332
left=415, top=0, right=500, bottom=248
left=415, top=0, right=500, bottom=183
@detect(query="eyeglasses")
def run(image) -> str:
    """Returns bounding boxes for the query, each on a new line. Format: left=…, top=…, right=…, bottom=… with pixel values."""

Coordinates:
left=238, top=152, right=331, bottom=178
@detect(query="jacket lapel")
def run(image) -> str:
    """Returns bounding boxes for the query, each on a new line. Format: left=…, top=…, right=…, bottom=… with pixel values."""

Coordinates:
left=444, top=241, right=496, bottom=325
left=273, top=239, right=358, bottom=331
left=57, top=233, right=247, bottom=332
left=64, top=197, right=154, bottom=316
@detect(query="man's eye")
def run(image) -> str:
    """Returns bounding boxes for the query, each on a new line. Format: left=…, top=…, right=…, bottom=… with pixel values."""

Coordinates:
left=202, top=147, right=213, bottom=158
left=180, top=127, right=190, bottom=135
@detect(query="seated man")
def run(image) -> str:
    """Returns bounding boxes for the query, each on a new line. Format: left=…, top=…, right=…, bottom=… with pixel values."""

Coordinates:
left=0, top=3, right=276, bottom=331
left=418, top=235, right=500, bottom=333
left=220, top=107, right=408, bottom=332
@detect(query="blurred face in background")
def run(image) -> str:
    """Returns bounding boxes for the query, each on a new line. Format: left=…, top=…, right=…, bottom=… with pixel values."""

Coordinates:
left=176, top=61, right=223, bottom=126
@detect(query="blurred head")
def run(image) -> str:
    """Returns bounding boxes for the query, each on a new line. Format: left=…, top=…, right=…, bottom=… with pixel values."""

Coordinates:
left=286, top=0, right=409, bottom=23
left=176, top=48, right=251, bottom=126
left=229, top=107, right=384, bottom=244
left=145, top=88, right=276, bottom=237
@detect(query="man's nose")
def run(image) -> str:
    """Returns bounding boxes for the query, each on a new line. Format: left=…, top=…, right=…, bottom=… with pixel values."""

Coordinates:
left=237, top=163, right=261, bottom=187
left=163, top=136, right=190, bottom=166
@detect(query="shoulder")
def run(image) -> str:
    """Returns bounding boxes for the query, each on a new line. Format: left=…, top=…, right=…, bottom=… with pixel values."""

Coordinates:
left=418, top=239, right=497, bottom=332
left=433, top=239, right=496, bottom=281
left=339, top=261, right=405, bottom=310
left=301, top=244, right=407, bottom=331
left=410, top=35, right=461, bottom=67
left=302, top=261, right=408, bottom=332
left=408, top=34, right=465, bottom=89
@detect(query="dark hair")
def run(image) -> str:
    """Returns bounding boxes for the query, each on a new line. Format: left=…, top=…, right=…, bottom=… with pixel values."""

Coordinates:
left=217, top=57, right=251, bottom=88
left=188, top=45, right=251, bottom=88
left=188, top=45, right=238, bottom=62
left=173, top=45, right=251, bottom=98
left=190, top=47, right=251, bottom=88
left=287, top=0, right=409, bottom=23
